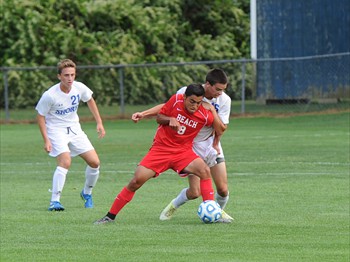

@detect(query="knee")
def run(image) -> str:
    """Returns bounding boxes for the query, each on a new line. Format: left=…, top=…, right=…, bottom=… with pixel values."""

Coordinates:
left=199, top=165, right=211, bottom=179
left=58, top=159, right=71, bottom=169
left=216, top=187, right=229, bottom=197
left=127, top=178, right=142, bottom=192
left=215, top=179, right=229, bottom=197
left=89, top=161, right=100, bottom=169
left=86, top=155, right=100, bottom=168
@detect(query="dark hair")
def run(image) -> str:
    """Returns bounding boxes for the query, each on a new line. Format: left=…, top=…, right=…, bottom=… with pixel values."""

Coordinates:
left=206, top=68, right=228, bottom=86
left=185, top=83, right=205, bottom=97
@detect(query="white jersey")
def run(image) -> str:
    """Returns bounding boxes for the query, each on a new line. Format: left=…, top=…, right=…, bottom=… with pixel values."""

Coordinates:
left=35, top=81, right=93, bottom=128
left=176, top=85, right=231, bottom=142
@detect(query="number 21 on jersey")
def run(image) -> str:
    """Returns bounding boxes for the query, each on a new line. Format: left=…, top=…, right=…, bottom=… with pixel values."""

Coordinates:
left=71, top=94, right=80, bottom=105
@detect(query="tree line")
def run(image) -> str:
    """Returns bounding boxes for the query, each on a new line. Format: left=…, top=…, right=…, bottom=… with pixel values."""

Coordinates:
left=1, top=0, right=250, bottom=108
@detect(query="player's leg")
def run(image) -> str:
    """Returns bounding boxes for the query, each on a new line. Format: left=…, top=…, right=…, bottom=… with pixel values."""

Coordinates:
left=46, top=128, right=71, bottom=211
left=48, top=152, right=71, bottom=211
left=210, top=161, right=229, bottom=208
left=69, top=127, right=100, bottom=208
left=94, top=165, right=156, bottom=224
left=79, top=149, right=100, bottom=208
left=183, top=175, right=201, bottom=200
left=160, top=175, right=200, bottom=220
left=182, top=158, right=214, bottom=201
left=172, top=140, right=210, bottom=206
left=210, top=160, right=234, bottom=221
left=160, top=152, right=213, bottom=221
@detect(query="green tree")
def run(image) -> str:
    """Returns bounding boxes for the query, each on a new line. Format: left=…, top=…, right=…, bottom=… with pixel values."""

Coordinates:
left=0, top=0, right=250, bottom=108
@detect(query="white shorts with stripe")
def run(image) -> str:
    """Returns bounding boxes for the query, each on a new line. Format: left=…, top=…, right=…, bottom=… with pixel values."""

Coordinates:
left=47, top=124, right=94, bottom=157
left=193, top=136, right=225, bottom=167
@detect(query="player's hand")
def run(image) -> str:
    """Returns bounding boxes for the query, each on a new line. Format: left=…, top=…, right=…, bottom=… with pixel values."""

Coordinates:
left=202, top=102, right=216, bottom=112
left=213, top=143, right=221, bottom=155
left=169, top=117, right=180, bottom=131
left=208, top=104, right=216, bottom=113
left=131, top=112, right=143, bottom=123
left=44, top=140, right=52, bottom=153
left=202, top=102, right=211, bottom=110
left=205, top=150, right=218, bottom=167
left=97, top=124, right=106, bottom=138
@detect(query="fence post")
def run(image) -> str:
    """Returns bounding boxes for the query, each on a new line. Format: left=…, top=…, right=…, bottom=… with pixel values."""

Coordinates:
left=118, top=67, right=125, bottom=115
left=3, top=70, right=10, bottom=122
left=241, top=61, right=246, bottom=114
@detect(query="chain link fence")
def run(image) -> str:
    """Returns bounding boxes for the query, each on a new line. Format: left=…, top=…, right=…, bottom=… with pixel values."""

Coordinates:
left=1, top=53, right=349, bottom=122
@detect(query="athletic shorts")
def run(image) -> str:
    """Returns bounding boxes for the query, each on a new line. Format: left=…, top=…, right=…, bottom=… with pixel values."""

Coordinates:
left=193, top=136, right=225, bottom=167
left=139, top=145, right=200, bottom=177
left=47, top=124, right=94, bottom=157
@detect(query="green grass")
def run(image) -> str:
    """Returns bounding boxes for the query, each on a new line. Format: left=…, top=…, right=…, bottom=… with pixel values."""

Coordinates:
left=1, top=112, right=349, bottom=261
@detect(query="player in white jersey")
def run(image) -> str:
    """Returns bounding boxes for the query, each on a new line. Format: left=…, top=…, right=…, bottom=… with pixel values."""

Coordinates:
left=35, top=59, right=106, bottom=211
left=131, top=68, right=233, bottom=223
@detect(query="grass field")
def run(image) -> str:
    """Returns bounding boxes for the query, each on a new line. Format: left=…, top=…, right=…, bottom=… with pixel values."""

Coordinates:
left=1, top=100, right=350, bottom=122
left=0, top=112, right=349, bottom=261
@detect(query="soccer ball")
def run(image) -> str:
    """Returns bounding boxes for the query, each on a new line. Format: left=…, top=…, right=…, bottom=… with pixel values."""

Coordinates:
left=197, top=200, right=222, bottom=223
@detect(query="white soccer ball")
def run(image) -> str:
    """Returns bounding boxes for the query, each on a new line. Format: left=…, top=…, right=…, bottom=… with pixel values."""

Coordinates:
left=197, top=200, right=222, bottom=223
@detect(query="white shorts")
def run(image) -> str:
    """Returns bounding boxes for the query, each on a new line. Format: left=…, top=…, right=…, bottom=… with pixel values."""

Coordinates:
left=47, top=124, right=94, bottom=157
left=193, top=137, right=225, bottom=167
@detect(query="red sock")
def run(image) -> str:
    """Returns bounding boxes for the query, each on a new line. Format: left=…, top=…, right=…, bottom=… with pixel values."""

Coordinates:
left=109, top=187, right=135, bottom=215
left=200, top=178, right=214, bottom=201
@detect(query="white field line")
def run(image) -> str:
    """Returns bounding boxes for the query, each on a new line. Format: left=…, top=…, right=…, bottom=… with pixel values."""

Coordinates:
left=0, top=167, right=348, bottom=176
left=225, top=161, right=350, bottom=166
left=0, top=170, right=348, bottom=177
left=1, top=160, right=349, bottom=166
left=232, top=172, right=347, bottom=176
left=1, top=170, right=347, bottom=176
left=0, top=170, right=132, bottom=174
left=233, top=132, right=350, bottom=140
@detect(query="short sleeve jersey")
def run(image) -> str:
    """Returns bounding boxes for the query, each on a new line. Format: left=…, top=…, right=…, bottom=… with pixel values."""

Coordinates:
left=153, top=93, right=214, bottom=150
left=177, top=86, right=231, bottom=142
left=35, top=81, right=93, bottom=128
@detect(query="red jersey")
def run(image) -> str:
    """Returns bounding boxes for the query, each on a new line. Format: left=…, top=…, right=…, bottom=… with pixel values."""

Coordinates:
left=153, top=94, right=214, bottom=150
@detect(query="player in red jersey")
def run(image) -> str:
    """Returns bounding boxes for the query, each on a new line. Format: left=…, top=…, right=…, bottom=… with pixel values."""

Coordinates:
left=94, top=83, right=223, bottom=224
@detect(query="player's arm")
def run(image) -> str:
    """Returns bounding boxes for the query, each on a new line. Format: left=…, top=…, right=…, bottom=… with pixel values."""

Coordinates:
left=212, top=115, right=228, bottom=154
left=156, top=114, right=180, bottom=131
left=212, top=133, right=222, bottom=155
left=36, top=114, right=52, bottom=153
left=131, top=104, right=165, bottom=123
left=211, top=109, right=224, bottom=137
left=212, top=116, right=227, bottom=155
left=212, top=98, right=231, bottom=153
left=208, top=106, right=227, bottom=134
left=202, top=102, right=224, bottom=136
left=210, top=108, right=227, bottom=154
left=87, top=97, right=106, bottom=138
